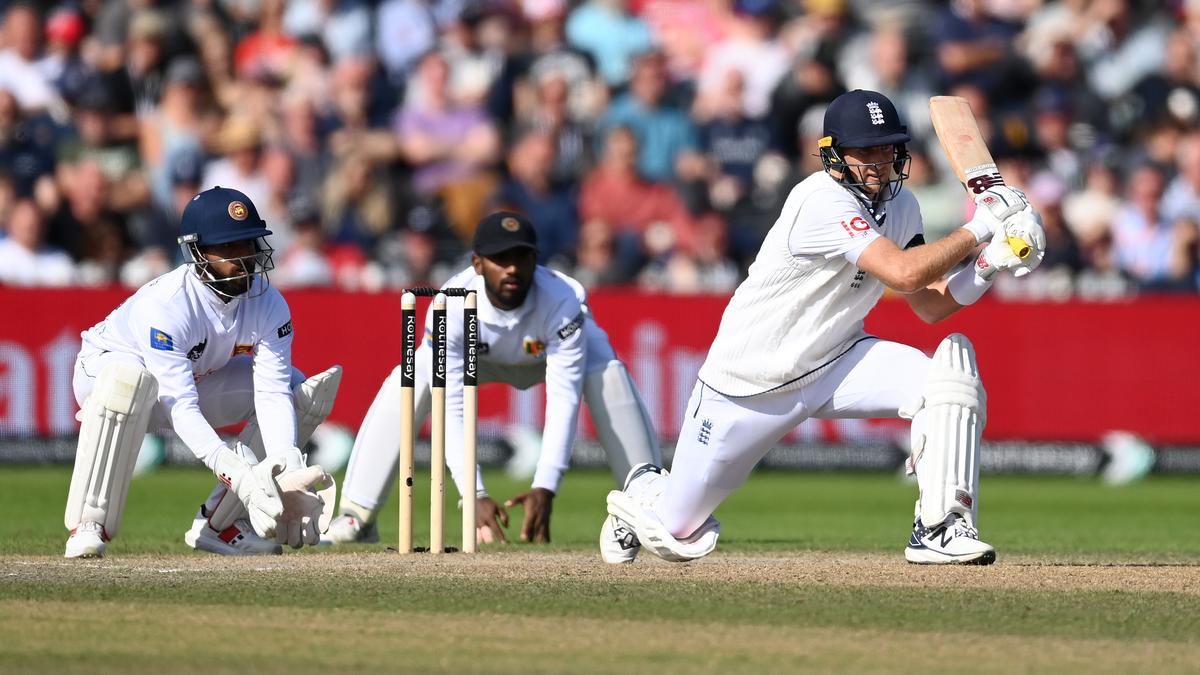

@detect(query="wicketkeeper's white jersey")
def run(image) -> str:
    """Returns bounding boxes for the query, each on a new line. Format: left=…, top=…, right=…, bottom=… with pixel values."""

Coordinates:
left=697, top=171, right=925, bottom=397
left=77, top=265, right=297, bottom=468
left=426, top=265, right=603, bottom=493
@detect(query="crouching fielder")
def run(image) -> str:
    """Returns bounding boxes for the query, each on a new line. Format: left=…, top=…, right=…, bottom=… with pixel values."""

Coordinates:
left=64, top=187, right=340, bottom=559
left=327, top=212, right=659, bottom=545
left=602, top=90, right=1047, bottom=565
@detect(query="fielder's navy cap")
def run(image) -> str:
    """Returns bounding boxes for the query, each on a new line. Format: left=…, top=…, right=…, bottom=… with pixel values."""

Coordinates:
left=473, top=211, right=538, bottom=256
left=822, top=89, right=910, bottom=149
left=178, top=186, right=271, bottom=246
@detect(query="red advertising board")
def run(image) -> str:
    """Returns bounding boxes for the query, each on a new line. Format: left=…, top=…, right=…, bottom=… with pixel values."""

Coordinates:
left=3, top=287, right=1198, bottom=444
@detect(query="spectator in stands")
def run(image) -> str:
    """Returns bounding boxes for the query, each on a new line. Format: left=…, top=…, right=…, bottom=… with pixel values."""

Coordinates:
left=274, top=197, right=335, bottom=289
left=38, top=5, right=89, bottom=105
left=322, top=151, right=395, bottom=251
left=492, top=129, right=578, bottom=264
left=1112, top=165, right=1196, bottom=291
left=1031, top=87, right=1086, bottom=190
left=46, top=159, right=130, bottom=284
left=234, top=0, right=298, bottom=82
left=839, top=22, right=935, bottom=141
left=1163, top=134, right=1200, bottom=224
left=565, top=0, right=654, bottom=87
left=202, top=115, right=270, bottom=215
left=375, top=0, right=438, bottom=84
left=597, top=51, right=702, bottom=183
left=0, top=88, right=57, bottom=197
left=768, top=50, right=843, bottom=162
left=282, top=0, right=372, bottom=64
left=60, top=78, right=146, bottom=211
left=1078, top=0, right=1171, bottom=105
left=933, top=0, right=1024, bottom=101
left=0, top=4, right=66, bottom=119
left=579, top=125, right=699, bottom=282
left=514, top=70, right=594, bottom=185
left=394, top=50, right=501, bottom=239
left=140, top=58, right=209, bottom=212
left=0, top=198, right=75, bottom=286
left=696, top=0, right=789, bottom=120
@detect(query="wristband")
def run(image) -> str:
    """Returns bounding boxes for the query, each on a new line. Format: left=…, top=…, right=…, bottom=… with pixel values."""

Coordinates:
left=947, top=257, right=994, bottom=305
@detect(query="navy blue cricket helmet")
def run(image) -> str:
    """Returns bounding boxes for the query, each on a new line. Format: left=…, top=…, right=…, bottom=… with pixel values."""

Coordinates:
left=818, top=90, right=912, bottom=205
left=177, top=187, right=275, bottom=298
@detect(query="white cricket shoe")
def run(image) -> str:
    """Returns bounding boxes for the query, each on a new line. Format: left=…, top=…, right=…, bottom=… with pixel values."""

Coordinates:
left=185, top=517, right=282, bottom=556
left=64, top=521, right=107, bottom=559
left=904, top=514, right=996, bottom=565
left=604, top=463, right=720, bottom=563
left=319, top=514, right=379, bottom=545
left=599, top=514, right=641, bottom=564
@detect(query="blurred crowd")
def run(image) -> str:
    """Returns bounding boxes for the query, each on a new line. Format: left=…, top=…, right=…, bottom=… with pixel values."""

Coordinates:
left=1, top=0, right=1199, bottom=297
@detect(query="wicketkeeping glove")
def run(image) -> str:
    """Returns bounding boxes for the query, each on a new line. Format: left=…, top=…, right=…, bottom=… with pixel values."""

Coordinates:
left=213, top=444, right=286, bottom=539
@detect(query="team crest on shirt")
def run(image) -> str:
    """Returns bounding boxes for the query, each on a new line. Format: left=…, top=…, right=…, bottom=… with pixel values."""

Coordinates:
left=523, top=338, right=545, bottom=358
left=231, top=344, right=255, bottom=357
left=150, top=328, right=174, bottom=351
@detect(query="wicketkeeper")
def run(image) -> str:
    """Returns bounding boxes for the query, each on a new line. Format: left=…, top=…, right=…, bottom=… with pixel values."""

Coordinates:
left=64, top=187, right=340, bottom=558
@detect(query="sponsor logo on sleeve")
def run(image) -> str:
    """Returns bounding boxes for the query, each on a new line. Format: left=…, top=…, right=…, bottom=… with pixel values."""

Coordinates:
left=840, top=216, right=872, bottom=238
left=150, top=328, right=174, bottom=351
left=276, top=319, right=293, bottom=338
left=231, top=344, right=255, bottom=357
left=556, top=312, right=584, bottom=341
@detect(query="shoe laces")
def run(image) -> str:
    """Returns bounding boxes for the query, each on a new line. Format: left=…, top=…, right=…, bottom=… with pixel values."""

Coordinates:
left=949, top=517, right=980, bottom=540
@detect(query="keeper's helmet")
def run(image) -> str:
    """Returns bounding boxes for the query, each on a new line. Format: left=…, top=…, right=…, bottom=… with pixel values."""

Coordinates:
left=177, top=186, right=275, bottom=299
left=819, top=89, right=912, bottom=205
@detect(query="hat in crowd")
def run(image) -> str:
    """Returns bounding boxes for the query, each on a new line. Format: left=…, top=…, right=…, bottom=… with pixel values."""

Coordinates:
left=473, top=211, right=538, bottom=256
left=217, top=115, right=263, bottom=154
left=45, top=8, right=85, bottom=47
left=128, top=10, right=168, bottom=41
left=179, top=186, right=272, bottom=246
left=822, top=89, right=910, bottom=149
left=166, top=57, right=204, bottom=86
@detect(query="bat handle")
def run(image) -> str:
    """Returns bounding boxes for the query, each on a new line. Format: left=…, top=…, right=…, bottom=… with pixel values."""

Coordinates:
left=1007, top=236, right=1031, bottom=259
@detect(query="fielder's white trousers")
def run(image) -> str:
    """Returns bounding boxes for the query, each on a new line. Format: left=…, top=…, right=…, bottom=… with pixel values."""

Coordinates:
left=73, top=351, right=303, bottom=433
left=660, top=338, right=929, bottom=538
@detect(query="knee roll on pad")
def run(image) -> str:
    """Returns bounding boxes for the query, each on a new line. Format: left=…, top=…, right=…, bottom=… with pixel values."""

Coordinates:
left=65, top=362, right=159, bottom=539
left=908, top=334, right=985, bottom=527
left=584, top=361, right=661, bottom=486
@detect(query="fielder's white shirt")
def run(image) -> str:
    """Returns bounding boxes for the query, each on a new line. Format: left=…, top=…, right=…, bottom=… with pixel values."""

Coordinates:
left=698, top=171, right=924, bottom=396
left=78, top=265, right=297, bottom=469
left=424, top=266, right=594, bottom=493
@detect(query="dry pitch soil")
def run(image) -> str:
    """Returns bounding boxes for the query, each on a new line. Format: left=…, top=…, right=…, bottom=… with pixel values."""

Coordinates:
left=6, top=550, right=1199, bottom=592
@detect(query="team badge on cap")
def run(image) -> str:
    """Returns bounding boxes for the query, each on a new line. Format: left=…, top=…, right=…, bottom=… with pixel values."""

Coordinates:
left=501, top=217, right=520, bottom=232
left=228, top=201, right=248, bottom=221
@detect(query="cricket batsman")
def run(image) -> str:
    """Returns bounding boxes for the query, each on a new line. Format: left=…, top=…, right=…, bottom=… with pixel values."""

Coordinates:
left=325, top=211, right=659, bottom=544
left=601, top=90, right=1046, bottom=565
left=63, top=187, right=341, bottom=558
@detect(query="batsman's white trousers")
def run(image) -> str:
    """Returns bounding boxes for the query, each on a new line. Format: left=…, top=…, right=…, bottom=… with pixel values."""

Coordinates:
left=660, top=338, right=929, bottom=538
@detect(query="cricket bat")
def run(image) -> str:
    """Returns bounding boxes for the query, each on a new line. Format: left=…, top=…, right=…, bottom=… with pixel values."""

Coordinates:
left=929, top=95, right=1031, bottom=259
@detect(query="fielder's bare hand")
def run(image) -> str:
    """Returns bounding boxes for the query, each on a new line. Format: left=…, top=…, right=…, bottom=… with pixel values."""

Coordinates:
left=476, top=496, right=509, bottom=544
left=505, top=488, right=554, bottom=543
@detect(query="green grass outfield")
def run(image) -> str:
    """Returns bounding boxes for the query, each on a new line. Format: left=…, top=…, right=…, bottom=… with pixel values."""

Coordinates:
left=2, top=466, right=1199, bottom=673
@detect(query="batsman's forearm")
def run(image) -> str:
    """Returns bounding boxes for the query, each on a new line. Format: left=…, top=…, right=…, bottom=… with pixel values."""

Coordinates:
left=902, top=229, right=979, bottom=291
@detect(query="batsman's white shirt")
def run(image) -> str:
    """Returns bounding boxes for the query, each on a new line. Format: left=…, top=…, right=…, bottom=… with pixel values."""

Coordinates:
left=698, top=171, right=924, bottom=396
left=423, top=266, right=595, bottom=494
left=76, top=265, right=297, bottom=469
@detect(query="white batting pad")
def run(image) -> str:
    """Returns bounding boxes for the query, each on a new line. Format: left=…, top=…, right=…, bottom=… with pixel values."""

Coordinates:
left=584, top=361, right=662, bottom=486
left=240, top=365, right=343, bottom=458
left=910, top=334, right=985, bottom=528
left=64, top=362, right=159, bottom=539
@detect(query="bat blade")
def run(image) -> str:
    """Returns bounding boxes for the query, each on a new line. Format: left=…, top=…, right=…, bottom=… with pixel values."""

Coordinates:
left=929, top=95, right=1030, bottom=259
